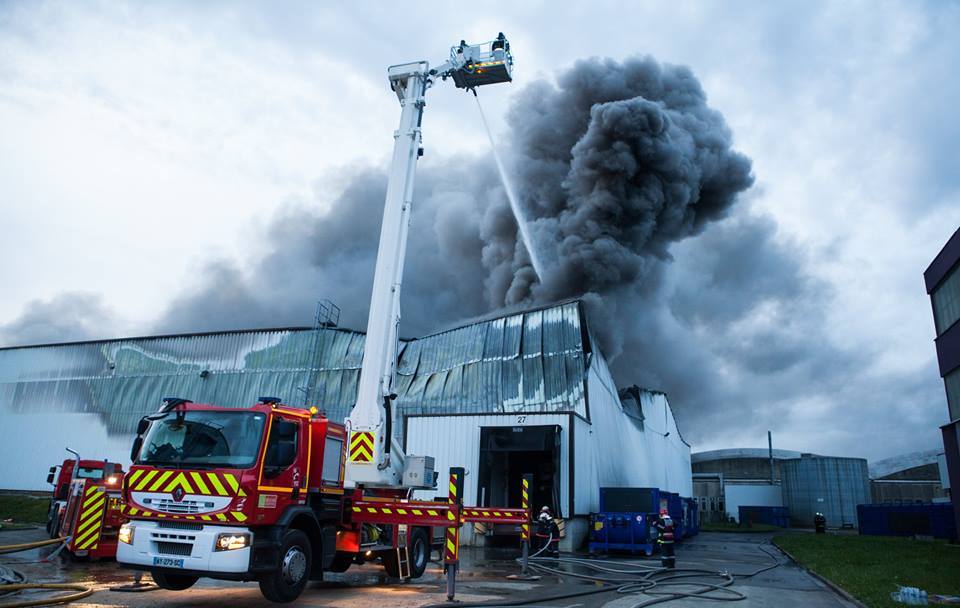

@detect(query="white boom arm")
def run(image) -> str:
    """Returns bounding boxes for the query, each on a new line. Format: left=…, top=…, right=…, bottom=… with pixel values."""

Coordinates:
left=344, top=36, right=514, bottom=488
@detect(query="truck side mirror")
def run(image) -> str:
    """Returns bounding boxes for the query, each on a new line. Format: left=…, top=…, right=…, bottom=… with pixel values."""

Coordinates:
left=130, top=436, right=144, bottom=463
left=136, top=417, right=150, bottom=435
left=47, top=472, right=55, bottom=484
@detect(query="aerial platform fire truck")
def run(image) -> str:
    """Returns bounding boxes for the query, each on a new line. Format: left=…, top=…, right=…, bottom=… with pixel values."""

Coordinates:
left=45, top=450, right=126, bottom=558
left=117, top=34, right=530, bottom=603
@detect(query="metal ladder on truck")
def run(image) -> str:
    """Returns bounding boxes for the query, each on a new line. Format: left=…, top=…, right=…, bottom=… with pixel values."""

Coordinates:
left=395, top=524, right=410, bottom=580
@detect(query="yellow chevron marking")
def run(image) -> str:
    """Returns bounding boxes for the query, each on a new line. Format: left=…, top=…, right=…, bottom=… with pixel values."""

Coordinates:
left=75, top=513, right=102, bottom=536
left=83, top=491, right=103, bottom=509
left=397, top=509, right=407, bottom=515
left=74, top=522, right=101, bottom=547
left=449, top=482, right=457, bottom=495
left=223, top=474, right=240, bottom=494
left=352, top=506, right=361, bottom=512
left=412, top=509, right=422, bottom=516
left=80, top=497, right=106, bottom=521
left=127, top=469, right=144, bottom=486
left=367, top=507, right=377, bottom=514
left=494, top=511, right=502, bottom=517
left=382, top=508, right=392, bottom=515
left=427, top=510, right=438, bottom=517
left=148, top=471, right=174, bottom=492
left=447, top=511, right=455, bottom=521
left=216, top=513, right=227, bottom=521
left=482, top=511, right=490, bottom=516
left=156, top=513, right=166, bottom=518
left=232, top=512, right=248, bottom=522
left=446, top=539, right=456, bottom=554
left=128, top=507, right=139, bottom=516
left=135, top=469, right=158, bottom=490
left=190, top=472, right=210, bottom=494
left=207, top=473, right=228, bottom=496
left=163, top=472, right=194, bottom=494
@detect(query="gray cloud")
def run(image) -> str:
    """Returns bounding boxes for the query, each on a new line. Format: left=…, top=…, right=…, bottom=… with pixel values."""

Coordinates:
left=0, top=292, right=118, bottom=346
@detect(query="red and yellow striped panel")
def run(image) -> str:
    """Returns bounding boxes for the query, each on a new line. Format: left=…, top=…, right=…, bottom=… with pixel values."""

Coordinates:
left=521, top=477, right=530, bottom=541
left=444, top=472, right=460, bottom=564
left=348, top=432, right=374, bottom=463
left=123, top=504, right=248, bottom=523
left=73, top=484, right=107, bottom=551
left=126, top=469, right=245, bottom=497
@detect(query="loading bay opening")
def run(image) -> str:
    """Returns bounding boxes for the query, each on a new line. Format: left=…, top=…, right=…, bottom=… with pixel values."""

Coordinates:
left=477, top=425, right=560, bottom=543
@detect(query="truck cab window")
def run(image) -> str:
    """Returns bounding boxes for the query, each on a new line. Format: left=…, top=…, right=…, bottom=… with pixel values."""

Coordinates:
left=264, top=418, right=298, bottom=477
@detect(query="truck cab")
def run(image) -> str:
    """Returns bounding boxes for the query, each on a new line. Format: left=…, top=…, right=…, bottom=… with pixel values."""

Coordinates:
left=117, top=399, right=432, bottom=602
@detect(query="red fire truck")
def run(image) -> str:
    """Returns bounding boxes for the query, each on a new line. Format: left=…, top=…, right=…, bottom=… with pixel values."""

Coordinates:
left=118, top=398, right=529, bottom=601
left=45, top=451, right=127, bottom=558
left=118, top=34, right=526, bottom=603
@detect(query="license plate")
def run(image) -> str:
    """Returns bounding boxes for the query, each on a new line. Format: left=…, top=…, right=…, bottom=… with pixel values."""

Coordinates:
left=153, top=557, right=184, bottom=568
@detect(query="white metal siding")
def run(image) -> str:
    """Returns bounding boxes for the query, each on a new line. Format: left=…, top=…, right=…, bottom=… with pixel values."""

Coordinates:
left=405, top=413, right=570, bottom=544
left=572, top=346, right=693, bottom=515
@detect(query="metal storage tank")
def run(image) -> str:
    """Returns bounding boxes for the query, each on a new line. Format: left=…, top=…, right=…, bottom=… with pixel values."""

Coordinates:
left=781, top=454, right=870, bottom=528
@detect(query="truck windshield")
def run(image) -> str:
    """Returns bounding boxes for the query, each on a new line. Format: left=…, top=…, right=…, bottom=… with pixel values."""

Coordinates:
left=77, top=467, right=104, bottom=480
left=137, top=411, right=267, bottom=469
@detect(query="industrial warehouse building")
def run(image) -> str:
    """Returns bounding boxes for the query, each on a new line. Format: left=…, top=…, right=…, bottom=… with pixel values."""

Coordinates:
left=0, top=300, right=692, bottom=549
left=693, top=449, right=871, bottom=528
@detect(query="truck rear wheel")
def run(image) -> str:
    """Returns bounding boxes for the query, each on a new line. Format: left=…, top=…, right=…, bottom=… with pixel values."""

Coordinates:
left=328, top=551, right=354, bottom=573
left=382, top=527, right=429, bottom=579
left=259, top=529, right=312, bottom=603
left=151, top=571, right=199, bottom=590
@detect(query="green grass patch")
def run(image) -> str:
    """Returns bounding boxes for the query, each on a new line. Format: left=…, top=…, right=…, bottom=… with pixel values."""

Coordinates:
left=0, top=494, right=49, bottom=525
left=700, top=521, right=784, bottom=533
left=773, top=533, right=960, bottom=608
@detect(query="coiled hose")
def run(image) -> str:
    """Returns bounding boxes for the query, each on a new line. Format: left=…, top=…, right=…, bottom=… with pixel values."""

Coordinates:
left=423, top=534, right=784, bottom=608
left=0, top=536, right=93, bottom=607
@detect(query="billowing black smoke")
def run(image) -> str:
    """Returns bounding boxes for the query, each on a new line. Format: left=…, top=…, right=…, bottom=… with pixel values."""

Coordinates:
left=497, top=57, right=754, bottom=306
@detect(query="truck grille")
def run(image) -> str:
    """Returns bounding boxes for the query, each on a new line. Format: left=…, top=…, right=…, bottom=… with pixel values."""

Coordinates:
left=151, top=499, right=207, bottom=514
left=155, top=542, right=193, bottom=557
left=158, top=521, right=203, bottom=531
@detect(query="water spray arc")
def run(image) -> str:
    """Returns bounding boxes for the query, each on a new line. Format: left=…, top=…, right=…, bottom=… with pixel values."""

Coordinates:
left=473, top=91, right=545, bottom=281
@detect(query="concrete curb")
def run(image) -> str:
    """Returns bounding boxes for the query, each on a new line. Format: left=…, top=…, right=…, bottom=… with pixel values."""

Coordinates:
left=772, top=542, right=869, bottom=608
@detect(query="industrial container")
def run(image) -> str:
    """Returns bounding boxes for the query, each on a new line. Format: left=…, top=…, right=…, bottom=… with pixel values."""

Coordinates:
left=780, top=454, right=870, bottom=528
left=857, top=503, right=957, bottom=540
left=738, top=505, right=790, bottom=528
left=589, top=487, right=664, bottom=555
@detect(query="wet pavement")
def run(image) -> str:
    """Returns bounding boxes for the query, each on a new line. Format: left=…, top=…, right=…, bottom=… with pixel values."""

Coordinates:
left=0, top=528, right=857, bottom=607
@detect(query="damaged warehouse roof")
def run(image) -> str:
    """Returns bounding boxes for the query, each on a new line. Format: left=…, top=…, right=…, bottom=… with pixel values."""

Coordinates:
left=0, top=301, right=595, bottom=437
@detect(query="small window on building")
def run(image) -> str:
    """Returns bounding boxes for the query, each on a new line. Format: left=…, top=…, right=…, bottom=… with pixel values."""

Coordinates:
left=932, top=262, right=960, bottom=335
left=945, top=367, right=960, bottom=423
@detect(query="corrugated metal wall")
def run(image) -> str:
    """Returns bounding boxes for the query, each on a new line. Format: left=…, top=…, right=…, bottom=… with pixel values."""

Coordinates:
left=781, top=455, right=871, bottom=527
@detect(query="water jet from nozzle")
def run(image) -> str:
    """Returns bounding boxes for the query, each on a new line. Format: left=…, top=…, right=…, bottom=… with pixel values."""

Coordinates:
left=473, top=92, right=545, bottom=281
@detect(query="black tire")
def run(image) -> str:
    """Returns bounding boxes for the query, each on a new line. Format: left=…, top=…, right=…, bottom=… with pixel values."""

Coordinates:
left=151, top=571, right=199, bottom=590
left=382, top=527, right=430, bottom=579
left=259, top=529, right=312, bottom=603
left=328, top=551, right=354, bottom=573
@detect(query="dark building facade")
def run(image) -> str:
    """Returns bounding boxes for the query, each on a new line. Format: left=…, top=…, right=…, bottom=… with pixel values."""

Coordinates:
left=925, top=226, right=960, bottom=540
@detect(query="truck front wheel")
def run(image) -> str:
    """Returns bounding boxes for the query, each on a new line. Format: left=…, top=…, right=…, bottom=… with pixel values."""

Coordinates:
left=259, top=529, right=312, bottom=603
left=151, top=571, right=198, bottom=590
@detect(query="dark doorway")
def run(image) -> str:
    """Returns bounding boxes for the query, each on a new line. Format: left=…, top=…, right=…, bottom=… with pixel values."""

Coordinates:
left=478, top=425, right=561, bottom=540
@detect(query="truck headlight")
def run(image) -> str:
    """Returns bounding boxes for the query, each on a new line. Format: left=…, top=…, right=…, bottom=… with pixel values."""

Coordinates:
left=215, top=532, right=250, bottom=551
left=118, top=523, right=134, bottom=545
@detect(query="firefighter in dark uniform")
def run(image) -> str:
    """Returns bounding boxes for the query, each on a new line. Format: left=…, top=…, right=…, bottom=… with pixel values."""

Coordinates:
left=654, top=509, right=676, bottom=568
left=535, top=506, right=560, bottom=557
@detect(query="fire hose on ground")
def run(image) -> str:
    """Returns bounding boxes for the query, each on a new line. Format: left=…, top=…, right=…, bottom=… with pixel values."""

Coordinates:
left=423, top=534, right=785, bottom=608
left=0, top=536, right=93, bottom=607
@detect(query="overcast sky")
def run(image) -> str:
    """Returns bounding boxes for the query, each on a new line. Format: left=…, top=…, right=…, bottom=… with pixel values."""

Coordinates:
left=1, top=1, right=958, bottom=461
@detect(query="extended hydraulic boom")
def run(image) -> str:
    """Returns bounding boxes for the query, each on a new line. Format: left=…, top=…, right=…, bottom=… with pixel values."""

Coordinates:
left=345, top=35, right=514, bottom=488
